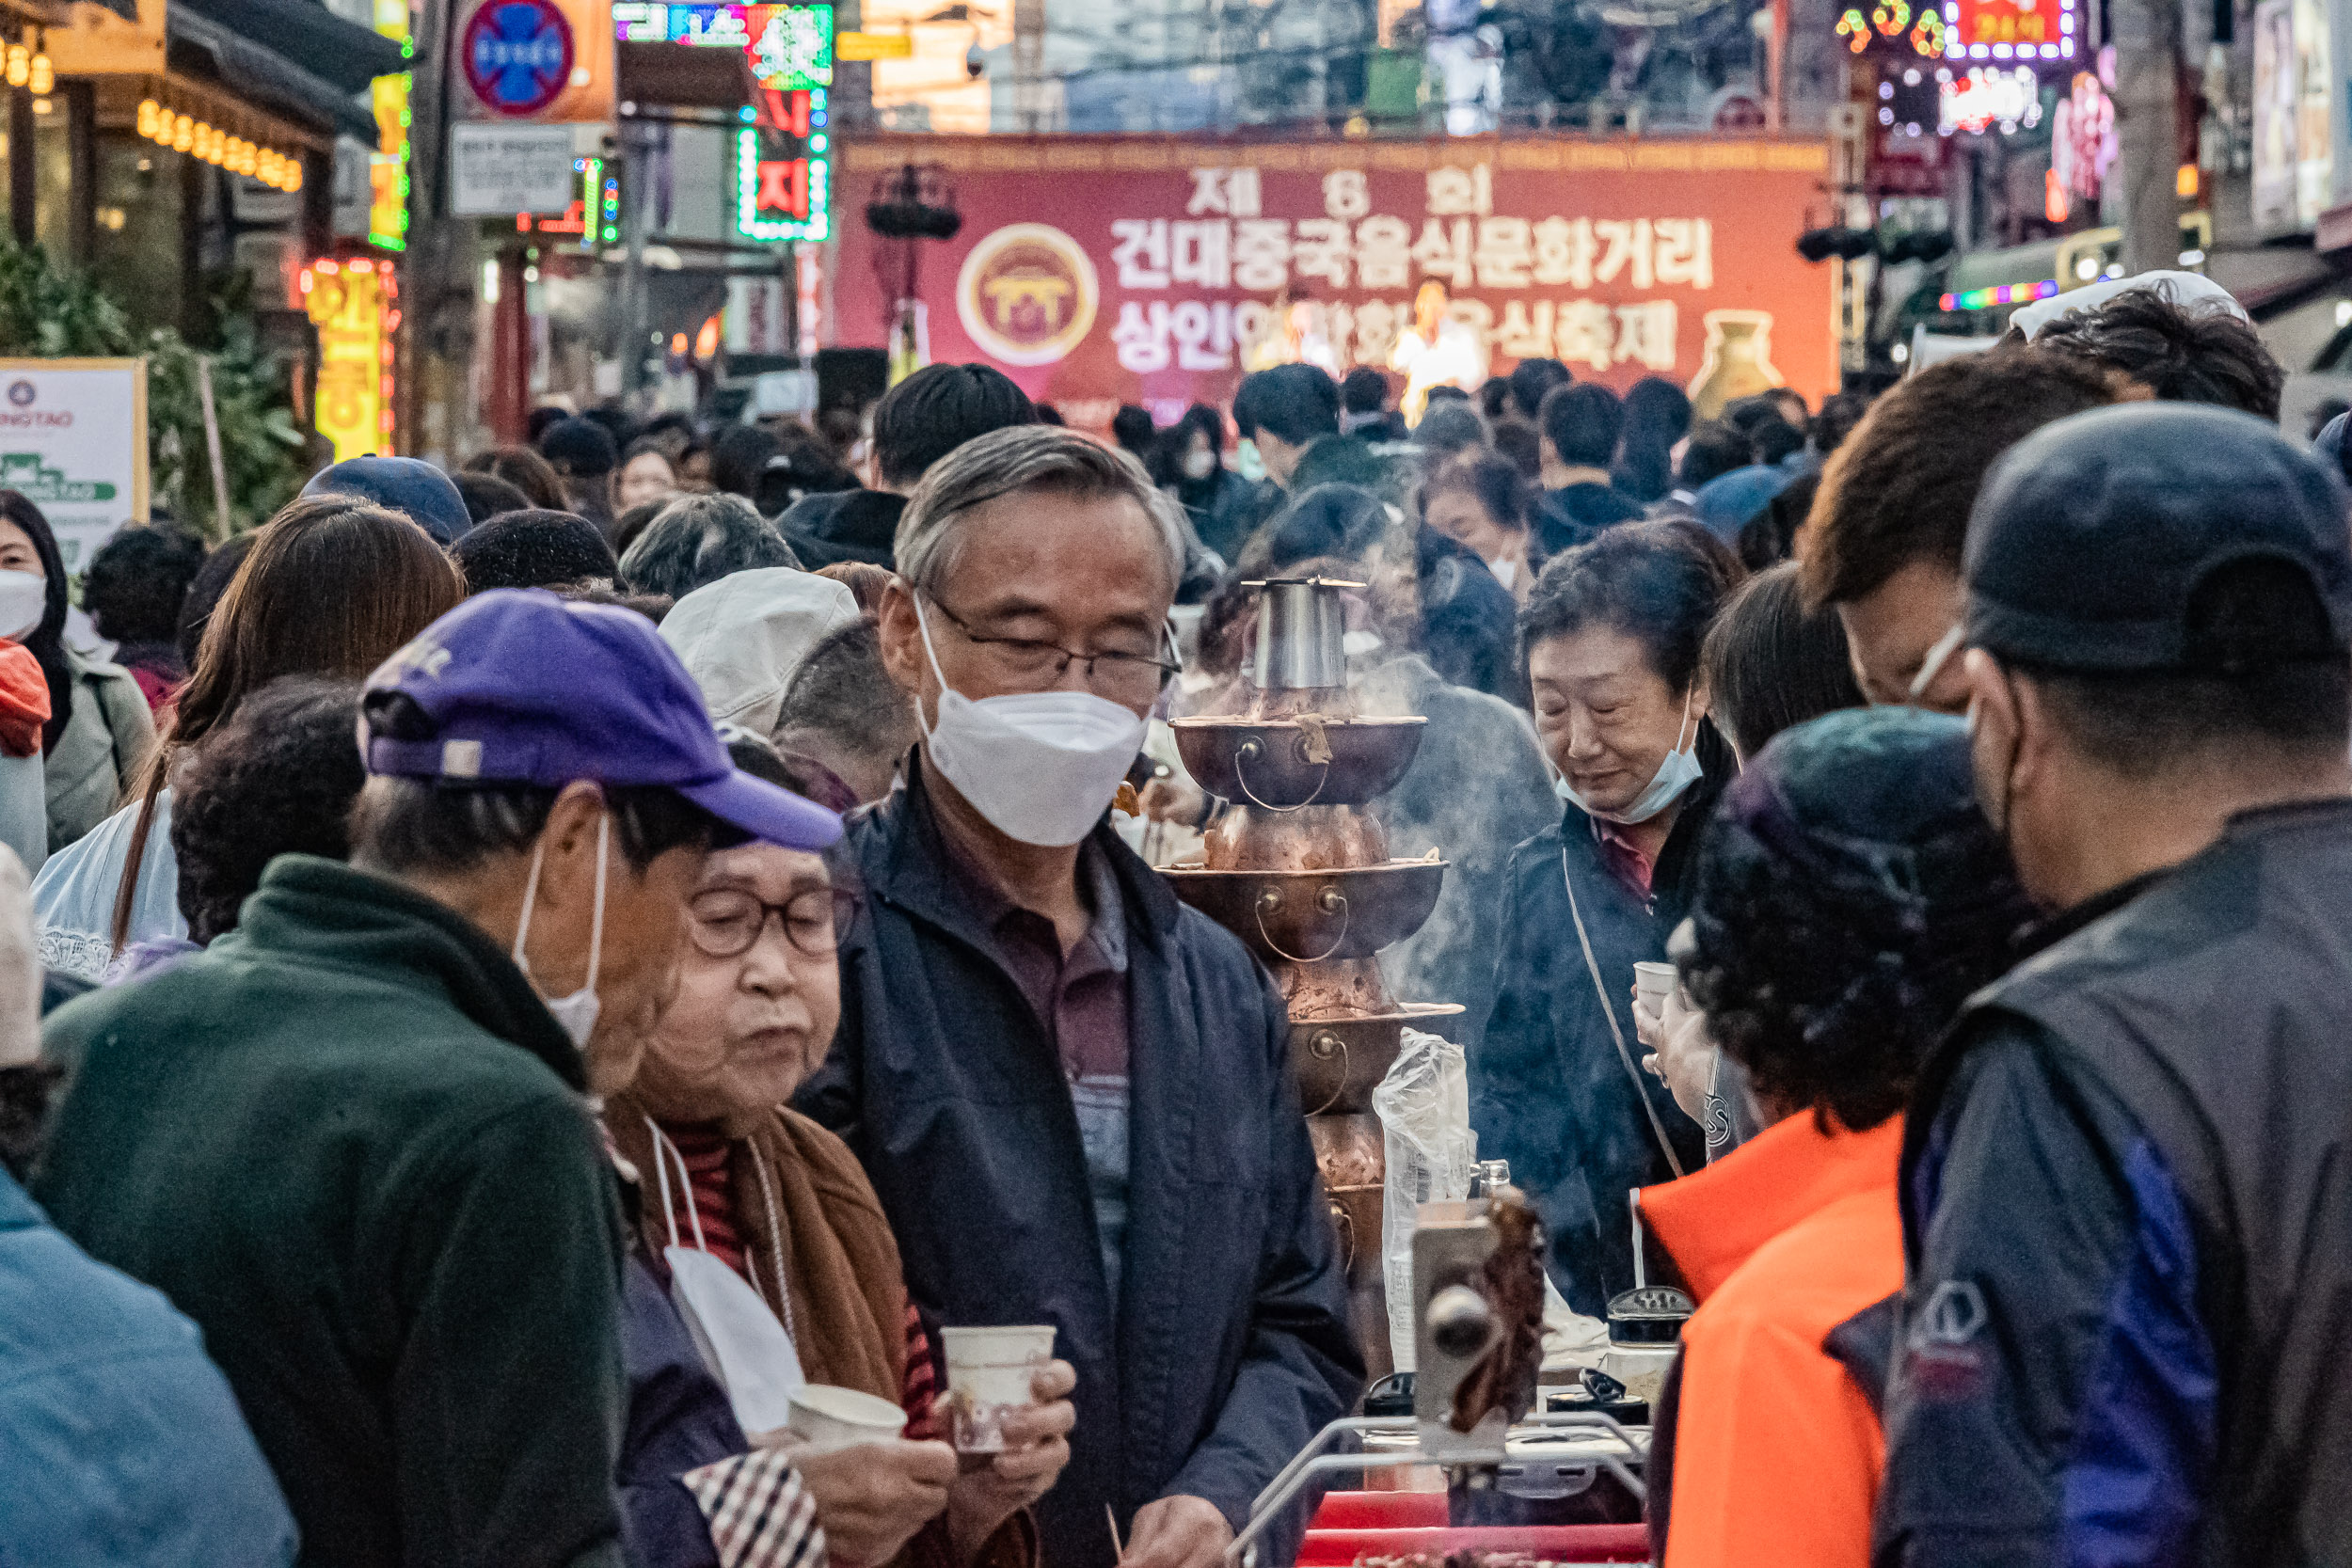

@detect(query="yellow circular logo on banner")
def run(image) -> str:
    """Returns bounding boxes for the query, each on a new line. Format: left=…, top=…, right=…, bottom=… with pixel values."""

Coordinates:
left=957, top=224, right=1099, bottom=367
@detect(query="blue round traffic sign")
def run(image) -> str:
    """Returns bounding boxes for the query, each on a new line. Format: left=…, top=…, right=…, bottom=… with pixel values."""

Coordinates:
left=463, top=0, right=575, bottom=117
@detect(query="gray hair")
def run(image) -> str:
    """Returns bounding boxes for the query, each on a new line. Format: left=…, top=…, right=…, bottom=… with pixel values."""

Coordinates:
left=893, top=425, right=1188, bottom=597
left=619, top=493, right=801, bottom=600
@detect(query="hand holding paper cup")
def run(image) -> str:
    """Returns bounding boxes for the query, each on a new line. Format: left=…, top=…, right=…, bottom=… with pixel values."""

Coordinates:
left=787, top=1385, right=911, bottom=1454
left=941, top=1325, right=1057, bottom=1454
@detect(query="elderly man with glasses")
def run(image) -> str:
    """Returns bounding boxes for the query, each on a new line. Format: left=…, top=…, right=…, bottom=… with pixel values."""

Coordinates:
left=799, top=425, right=1361, bottom=1568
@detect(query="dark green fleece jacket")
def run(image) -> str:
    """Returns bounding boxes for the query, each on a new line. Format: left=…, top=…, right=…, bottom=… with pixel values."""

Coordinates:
left=35, top=855, right=629, bottom=1568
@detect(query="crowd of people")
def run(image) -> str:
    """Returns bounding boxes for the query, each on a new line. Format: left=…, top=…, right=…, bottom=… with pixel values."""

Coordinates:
left=0, top=265, right=2346, bottom=1568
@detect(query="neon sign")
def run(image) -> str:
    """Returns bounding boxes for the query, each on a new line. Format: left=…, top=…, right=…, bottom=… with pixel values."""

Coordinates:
left=370, top=0, right=412, bottom=251
left=612, top=2, right=832, bottom=242
left=1943, top=0, right=2074, bottom=60
left=302, top=259, right=398, bottom=458
left=1939, top=65, right=2043, bottom=133
left=514, top=156, right=617, bottom=248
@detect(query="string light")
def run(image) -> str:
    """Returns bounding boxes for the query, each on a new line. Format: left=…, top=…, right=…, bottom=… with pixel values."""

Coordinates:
left=26, top=37, right=48, bottom=97
left=134, top=96, right=306, bottom=189
left=6, top=43, right=28, bottom=87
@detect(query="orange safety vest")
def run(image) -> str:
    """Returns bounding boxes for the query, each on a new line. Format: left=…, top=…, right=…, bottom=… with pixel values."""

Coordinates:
left=1639, top=1112, right=1906, bottom=1568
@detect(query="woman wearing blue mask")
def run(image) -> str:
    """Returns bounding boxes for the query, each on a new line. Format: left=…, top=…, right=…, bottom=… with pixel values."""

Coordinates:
left=1471, top=519, right=1743, bottom=1319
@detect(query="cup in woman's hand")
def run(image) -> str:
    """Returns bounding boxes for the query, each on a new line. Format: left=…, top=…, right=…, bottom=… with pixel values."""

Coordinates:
left=941, top=1325, right=1056, bottom=1454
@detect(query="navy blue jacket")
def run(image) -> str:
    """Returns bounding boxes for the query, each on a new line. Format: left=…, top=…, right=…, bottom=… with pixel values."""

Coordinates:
left=1470, top=769, right=1720, bottom=1317
left=799, top=765, right=1362, bottom=1568
left=618, top=1255, right=745, bottom=1568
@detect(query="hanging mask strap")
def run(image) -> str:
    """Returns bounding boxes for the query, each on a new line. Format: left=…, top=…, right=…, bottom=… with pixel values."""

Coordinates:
left=582, top=813, right=609, bottom=998
left=911, top=595, right=950, bottom=737
left=646, top=1117, right=708, bottom=1253
left=512, top=837, right=548, bottom=974
left=1561, top=845, right=1687, bottom=1180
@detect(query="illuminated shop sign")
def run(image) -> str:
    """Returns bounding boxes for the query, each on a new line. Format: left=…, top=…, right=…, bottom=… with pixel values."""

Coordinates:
left=1943, top=0, right=2074, bottom=61
left=612, top=1, right=832, bottom=241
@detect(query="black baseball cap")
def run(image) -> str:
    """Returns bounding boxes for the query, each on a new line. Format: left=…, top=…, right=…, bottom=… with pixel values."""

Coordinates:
left=1963, top=403, right=2352, bottom=673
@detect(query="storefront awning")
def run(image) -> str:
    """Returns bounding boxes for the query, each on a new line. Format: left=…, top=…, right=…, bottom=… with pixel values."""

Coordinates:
left=174, top=0, right=405, bottom=95
left=167, top=5, right=379, bottom=145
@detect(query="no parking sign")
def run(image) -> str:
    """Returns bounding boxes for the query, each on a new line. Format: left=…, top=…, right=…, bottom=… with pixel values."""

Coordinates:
left=449, top=0, right=612, bottom=123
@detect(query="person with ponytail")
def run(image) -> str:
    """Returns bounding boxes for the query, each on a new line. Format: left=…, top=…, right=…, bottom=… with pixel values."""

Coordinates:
left=29, top=496, right=462, bottom=980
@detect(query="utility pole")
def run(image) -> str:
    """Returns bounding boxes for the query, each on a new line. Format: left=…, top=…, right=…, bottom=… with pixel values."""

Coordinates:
left=2110, top=0, right=2182, bottom=276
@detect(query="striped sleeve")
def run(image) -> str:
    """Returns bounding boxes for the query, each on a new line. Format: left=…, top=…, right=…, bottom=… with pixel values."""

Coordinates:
left=681, top=1449, right=827, bottom=1568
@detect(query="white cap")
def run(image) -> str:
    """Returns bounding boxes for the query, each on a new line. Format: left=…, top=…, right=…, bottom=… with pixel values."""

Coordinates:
left=2009, top=269, right=2249, bottom=341
left=0, top=846, right=37, bottom=1069
left=659, top=567, right=863, bottom=736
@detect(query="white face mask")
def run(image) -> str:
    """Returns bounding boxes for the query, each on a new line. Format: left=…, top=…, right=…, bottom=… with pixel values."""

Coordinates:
left=0, top=570, right=43, bottom=641
left=1553, top=691, right=1705, bottom=826
left=1181, top=450, right=1216, bottom=482
left=1488, top=556, right=1519, bottom=591
left=649, top=1119, right=804, bottom=1440
left=512, top=812, right=608, bottom=1051
left=914, top=597, right=1148, bottom=847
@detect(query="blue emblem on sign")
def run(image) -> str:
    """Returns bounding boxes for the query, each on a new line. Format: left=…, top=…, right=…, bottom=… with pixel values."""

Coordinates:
left=462, top=0, right=575, bottom=117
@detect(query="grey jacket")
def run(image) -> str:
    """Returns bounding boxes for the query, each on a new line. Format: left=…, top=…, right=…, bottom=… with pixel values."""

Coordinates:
left=43, top=650, right=151, bottom=854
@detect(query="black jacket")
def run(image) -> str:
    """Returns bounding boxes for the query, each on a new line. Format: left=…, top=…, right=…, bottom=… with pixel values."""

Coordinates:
left=1879, top=800, right=2352, bottom=1568
left=798, top=764, right=1362, bottom=1568
left=775, top=487, right=906, bottom=570
left=1534, top=483, right=1645, bottom=557
left=1470, top=762, right=1723, bottom=1317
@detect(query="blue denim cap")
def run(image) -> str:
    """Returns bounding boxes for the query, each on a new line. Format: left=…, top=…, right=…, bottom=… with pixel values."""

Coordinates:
left=361, top=588, right=843, bottom=851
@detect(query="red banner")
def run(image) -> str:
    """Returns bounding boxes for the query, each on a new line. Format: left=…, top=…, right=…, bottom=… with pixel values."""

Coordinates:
left=832, top=135, right=1836, bottom=427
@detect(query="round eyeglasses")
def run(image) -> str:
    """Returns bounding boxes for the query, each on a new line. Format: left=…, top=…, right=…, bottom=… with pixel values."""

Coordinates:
left=686, top=886, right=862, bottom=959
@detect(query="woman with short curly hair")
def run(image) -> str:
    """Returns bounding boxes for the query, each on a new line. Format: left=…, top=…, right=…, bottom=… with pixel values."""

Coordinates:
left=1636, top=705, right=2032, bottom=1568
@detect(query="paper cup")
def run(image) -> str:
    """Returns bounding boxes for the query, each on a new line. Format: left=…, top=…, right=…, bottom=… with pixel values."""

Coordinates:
left=787, top=1385, right=909, bottom=1454
left=1632, top=962, right=1677, bottom=1007
left=941, top=1324, right=1056, bottom=1454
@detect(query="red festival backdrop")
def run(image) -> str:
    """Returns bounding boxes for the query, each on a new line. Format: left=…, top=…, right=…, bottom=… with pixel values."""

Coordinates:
left=833, top=135, right=1836, bottom=425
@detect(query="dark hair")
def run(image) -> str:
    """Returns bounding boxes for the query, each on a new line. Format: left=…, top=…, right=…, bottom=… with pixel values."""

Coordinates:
left=1722, top=394, right=1790, bottom=435
left=176, top=532, right=257, bottom=670
left=351, top=694, right=713, bottom=874
left=1539, top=383, right=1624, bottom=467
left=0, top=492, right=72, bottom=752
left=2021, top=557, right=2352, bottom=776
left=1260, top=483, right=1393, bottom=569
left=1413, top=403, right=1488, bottom=465
left=711, top=424, right=783, bottom=500
left=1232, top=363, right=1341, bottom=447
left=618, top=494, right=800, bottom=600
left=1701, top=562, right=1864, bottom=758
left=1508, top=357, right=1572, bottom=421
left=1811, top=391, right=1872, bottom=457
left=873, top=363, right=1038, bottom=487
left=1425, top=451, right=1529, bottom=535
left=754, top=423, right=859, bottom=515
left=1479, top=378, right=1515, bottom=422
left=115, top=496, right=465, bottom=949
left=1803, top=352, right=2114, bottom=607
left=84, top=524, right=208, bottom=646
left=612, top=500, right=667, bottom=560
left=538, top=416, right=620, bottom=478
left=1682, top=714, right=2031, bottom=1132
left=1152, top=404, right=1229, bottom=487
left=1425, top=385, right=1472, bottom=409
left=526, top=406, right=568, bottom=444
left=1750, top=419, right=1806, bottom=467
left=452, top=471, right=535, bottom=528
left=2033, top=288, right=2284, bottom=420
left=1341, top=366, right=1391, bottom=414
left=1677, top=422, right=1751, bottom=489
left=1616, top=378, right=1693, bottom=502
left=775, top=619, right=918, bottom=772
left=452, top=510, right=619, bottom=594
left=462, top=447, right=567, bottom=511
left=1520, top=518, right=1745, bottom=695
left=1034, top=403, right=1066, bottom=426
left=1737, top=468, right=1820, bottom=572
left=1491, top=420, right=1541, bottom=481
left=171, top=677, right=367, bottom=942
left=1289, top=432, right=1386, bottom=494
left=1111, top=404, right=1157, bottom=458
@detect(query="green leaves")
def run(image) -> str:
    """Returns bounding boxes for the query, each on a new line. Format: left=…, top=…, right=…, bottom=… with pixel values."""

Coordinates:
left=0, top=237, right=306, bottom=537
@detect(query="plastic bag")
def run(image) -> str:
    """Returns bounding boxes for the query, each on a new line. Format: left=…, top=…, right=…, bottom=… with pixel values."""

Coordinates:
left=1372, top=1026, right=1478, bottom=1372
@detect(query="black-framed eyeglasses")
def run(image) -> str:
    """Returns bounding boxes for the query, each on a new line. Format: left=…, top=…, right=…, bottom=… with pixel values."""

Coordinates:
left=687, top=885, right=863, bottom=959
left=926, top=593, right=1184, bottom=702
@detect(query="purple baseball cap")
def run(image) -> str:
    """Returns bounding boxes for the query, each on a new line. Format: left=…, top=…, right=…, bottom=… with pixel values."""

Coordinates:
left=361, top=588, right=842, bottom=851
